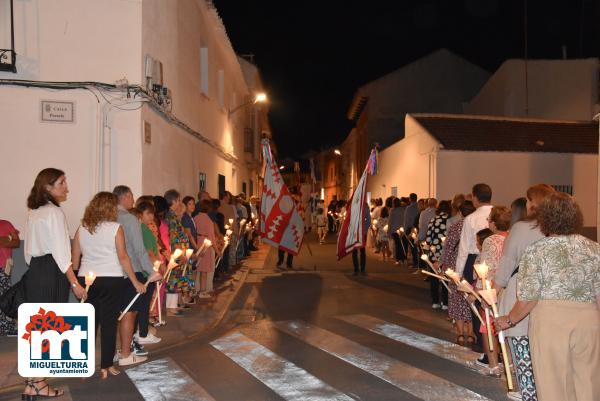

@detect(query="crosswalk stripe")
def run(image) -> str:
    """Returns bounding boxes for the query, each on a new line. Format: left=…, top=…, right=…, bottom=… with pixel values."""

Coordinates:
left=275, top=320, right=492, bottom=401
left=211, top=331, right=355, bottom=401
left=336, top=314, right=484, bottom=373
left=396, top=309, right=454, bottom=331
left=125, top=357, right=216, bottom=401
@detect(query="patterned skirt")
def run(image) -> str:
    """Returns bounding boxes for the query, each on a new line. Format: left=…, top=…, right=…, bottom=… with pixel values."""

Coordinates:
left=0, top=270, right=17, bottom=335
left=448, top=282, right=472, bottom=322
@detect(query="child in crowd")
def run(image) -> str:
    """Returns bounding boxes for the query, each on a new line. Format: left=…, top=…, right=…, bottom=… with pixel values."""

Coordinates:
left=376, top=207, right=391, bottom=261
left=316, top=208, right=327, bottom=244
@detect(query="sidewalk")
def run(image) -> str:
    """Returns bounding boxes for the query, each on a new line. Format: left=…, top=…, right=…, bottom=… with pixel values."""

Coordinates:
left=0, top=244, right=269, bottom=390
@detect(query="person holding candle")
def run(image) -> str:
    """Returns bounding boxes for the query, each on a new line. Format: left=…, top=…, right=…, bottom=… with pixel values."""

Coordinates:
left=496, top=192, right=600, bottom=401
left=493, top=183, right=555, bottom=401
left=426, top=200, right=450, bottom=310
left=22, top=168, right=87, bottom=399
left=164, top=189, right=193, bottom=313
left=0, top=218, right=19, bottom=336
left=376, top=207, right=391, bottom=261
left=403, top=193, right=420, bottom=268
left=473, top=206, right=511, bottom=375
left=113, top=185, right=158, bottom=365
left=389, top=197, right=406, bottom=265
left=135, top=201, right=163, bottom=344
left=181, top=196, right=199, bottom=251
left=441, top=200, right=476, bottom=346
left=455, top=183, right=493, bottom=350
left=72, top=192, right=147, bottom=377
left=193, top=200, right=219, bottom=298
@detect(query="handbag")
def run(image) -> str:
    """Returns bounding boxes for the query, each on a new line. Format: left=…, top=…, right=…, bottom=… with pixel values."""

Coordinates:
left=0, top=272, right=27, bottom=319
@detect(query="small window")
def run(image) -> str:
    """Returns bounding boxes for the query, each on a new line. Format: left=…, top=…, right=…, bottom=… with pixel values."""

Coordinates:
left=198, top=172, right=206, bottom=192
left=552, top=184, right=573, bottom=195
left=249, top=179, right=254, bottom=196
left=200, top=47, right=209, bottom=96
left=0, top=0, right=16, bottom=73
left=242, top=182, right=247, bottom=195
left=218, top=69, right=225, bottom=109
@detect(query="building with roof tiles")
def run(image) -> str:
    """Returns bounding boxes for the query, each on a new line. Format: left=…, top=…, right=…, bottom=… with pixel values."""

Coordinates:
left=367, top=114, right=598, bottom=239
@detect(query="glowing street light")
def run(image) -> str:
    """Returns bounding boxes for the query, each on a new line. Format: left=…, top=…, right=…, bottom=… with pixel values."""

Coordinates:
left=334, top=149, right=342, bottom=156
left=254, top=93, right=268, bottom=103
left=279, top=165, right=285, bottom=170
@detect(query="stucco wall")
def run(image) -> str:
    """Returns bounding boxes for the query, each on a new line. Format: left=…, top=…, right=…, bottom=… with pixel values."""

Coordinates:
left=0, top=0, right=143, bottom=234
left=436, top=150, right=598, bottom=233
left=367, top=115, right=440, bottom=200
left=465, top=58, right=599, bottom=120
left=140, top=0, right=251, bottom=198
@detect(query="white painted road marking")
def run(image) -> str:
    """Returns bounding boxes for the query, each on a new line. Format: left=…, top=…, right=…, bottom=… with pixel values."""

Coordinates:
left=396, top=309, right=453, bottom=331
left=275, top=320, right=492, bottom=401
left=211, top=331, right=354, bottom=401
left=125, top=357, right=215, bottom=401
left=336, top=314, right=485, bottom=373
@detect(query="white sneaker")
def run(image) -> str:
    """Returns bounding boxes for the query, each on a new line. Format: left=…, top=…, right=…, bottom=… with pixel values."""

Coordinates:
left=432, top=303, right=441, bottom=309
left=119, top=353, right=147, bottom=366
left=441, top=304, right=448, bottom=310
left=113, top=350, right=120, bottom=363
left=137, top=332, right=162, bottom=344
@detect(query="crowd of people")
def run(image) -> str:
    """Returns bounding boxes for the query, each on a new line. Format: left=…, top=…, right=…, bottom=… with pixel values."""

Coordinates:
left=0, top=168, right=259, bottom=398
left=329, top=183, right=599, bottom=401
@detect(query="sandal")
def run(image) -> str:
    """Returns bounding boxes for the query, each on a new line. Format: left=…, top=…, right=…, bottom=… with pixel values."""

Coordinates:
left=483, top=366, right=501, bottom=378
left=22, top=379, right=64, bottom=400
left=100, top=367, right=121, bottom=379
left=456, top=335, right=466, bottom=346
left=466, top=335, right=477, bottom=345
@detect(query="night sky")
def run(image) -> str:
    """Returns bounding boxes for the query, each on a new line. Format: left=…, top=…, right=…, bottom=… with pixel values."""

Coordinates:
left=215, top=0, right=600, bottom=159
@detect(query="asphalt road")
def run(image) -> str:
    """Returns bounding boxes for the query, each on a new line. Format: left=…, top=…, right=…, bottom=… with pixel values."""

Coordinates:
left=2, top=232, right=511, bottom=401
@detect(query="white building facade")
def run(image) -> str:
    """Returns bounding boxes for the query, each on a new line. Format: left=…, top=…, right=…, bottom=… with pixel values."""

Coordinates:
left=0, top=0, right=262, bottom=235
left=368, top=114, right=598, bottom=240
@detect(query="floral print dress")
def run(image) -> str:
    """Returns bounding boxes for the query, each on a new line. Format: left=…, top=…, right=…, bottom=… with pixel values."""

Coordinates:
left=441, top=218, right=472, bottom=322
left=165, top=210, right=193, bottom=293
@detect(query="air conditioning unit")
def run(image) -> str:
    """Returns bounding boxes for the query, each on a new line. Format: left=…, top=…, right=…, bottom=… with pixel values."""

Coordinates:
left=144, top=55, right=163, bottom=89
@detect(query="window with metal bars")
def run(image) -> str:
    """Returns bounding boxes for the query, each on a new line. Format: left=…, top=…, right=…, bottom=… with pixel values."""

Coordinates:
left=0, top=0, right=16, bottom=73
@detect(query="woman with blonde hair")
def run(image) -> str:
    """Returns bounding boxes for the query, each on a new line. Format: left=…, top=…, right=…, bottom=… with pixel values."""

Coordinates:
left=497, top=193, right=600, bottom=401
left=71, top=192, right=147, bottom=378
left=493, top=183, right=555, bottom=401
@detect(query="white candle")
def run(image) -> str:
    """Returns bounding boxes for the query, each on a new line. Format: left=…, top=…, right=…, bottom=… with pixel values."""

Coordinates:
left=172, top=248, right=184, bottom=260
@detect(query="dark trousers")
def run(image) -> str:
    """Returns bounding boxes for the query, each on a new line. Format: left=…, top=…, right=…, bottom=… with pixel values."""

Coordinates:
left=327, top=214, right=334, bottom=232
left=464, top=254, right=483, bottom=347
left=409, top=239, right=420, bottom=268
left=277, top=250, right=293, bottom=267
left=352, top=247, right=366, bottom=272
left=218, top=247, right=230, bottom=274
left=134, top=273, right=154, bottom=338
left=430, top=277, right=449, bottom=305
left=391, top=233, right=406, bottom=261
left=78, top=276, right=123, bottom=369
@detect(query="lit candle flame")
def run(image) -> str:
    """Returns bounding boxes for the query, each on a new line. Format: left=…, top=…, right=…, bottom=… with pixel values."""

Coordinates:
left=85, top=271, right=96, bottom=286
left=172, top=248, right=184, bottom=260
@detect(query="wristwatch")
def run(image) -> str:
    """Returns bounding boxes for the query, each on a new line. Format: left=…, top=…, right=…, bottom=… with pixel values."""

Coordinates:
left=507, top=316, right=515, bottom=328
left=71, top=282, right=78, bottom=288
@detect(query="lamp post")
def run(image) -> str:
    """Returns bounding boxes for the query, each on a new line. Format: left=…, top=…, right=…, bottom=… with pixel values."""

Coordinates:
left=228, top=92, right=268, bottom=118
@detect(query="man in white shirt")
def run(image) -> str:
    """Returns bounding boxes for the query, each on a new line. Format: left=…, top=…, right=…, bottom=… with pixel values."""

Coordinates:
left=455, top=183, right=493, bottom=281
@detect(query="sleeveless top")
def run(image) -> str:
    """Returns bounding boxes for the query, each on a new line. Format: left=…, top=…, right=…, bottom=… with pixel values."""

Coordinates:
left=77, top=222, right=125, bottom=277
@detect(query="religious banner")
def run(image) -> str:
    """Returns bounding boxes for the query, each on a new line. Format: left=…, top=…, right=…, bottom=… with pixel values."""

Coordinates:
left=258, top=140, right=304, bottom=255
left=336, top=148, right=378, bottom=260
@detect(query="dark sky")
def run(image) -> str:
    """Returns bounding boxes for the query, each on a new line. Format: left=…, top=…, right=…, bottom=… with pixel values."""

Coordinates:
left=215, top=0, right=600, bottom=159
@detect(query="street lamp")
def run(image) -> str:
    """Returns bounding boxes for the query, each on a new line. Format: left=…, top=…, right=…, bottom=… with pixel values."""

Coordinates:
left=334, top=149, right=342, bottom=156
left=279, top=165, right=285, bottom=170
left=229, top=92, right=268, bottom=117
